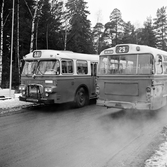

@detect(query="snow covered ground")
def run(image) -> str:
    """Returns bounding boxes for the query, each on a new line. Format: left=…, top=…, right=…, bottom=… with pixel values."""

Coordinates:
left=144, top=126, right=167, bottom=167
left=145, top=141, right=167, bottom=167
left=0, top=93, right=34, bottom=114
left=0, top=94, right=167, bottom=166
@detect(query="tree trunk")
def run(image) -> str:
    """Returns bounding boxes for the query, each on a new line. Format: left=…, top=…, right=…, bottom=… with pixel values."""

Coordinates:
left=17, top=0, right=20, bottom=84
left=0, top=0, right=4, bottom=86
left=46, top=24, right=48, bottom=49
left=30, top=0, right=38, bottom=53
left=35, top=19, right=38, bottom=50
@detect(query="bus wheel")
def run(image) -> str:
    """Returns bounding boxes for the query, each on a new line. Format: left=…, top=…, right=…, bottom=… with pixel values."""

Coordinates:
left=75, top=87, right=88, bottom=108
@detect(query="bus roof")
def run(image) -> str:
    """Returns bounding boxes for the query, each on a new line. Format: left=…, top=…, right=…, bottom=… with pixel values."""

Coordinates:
left=24, top=50, right=99, bottom=62
left=100, top=44, right=167, bottom=57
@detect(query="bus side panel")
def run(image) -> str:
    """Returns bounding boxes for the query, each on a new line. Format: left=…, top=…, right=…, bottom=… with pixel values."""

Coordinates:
left=89, top=76, right=97, bottom=99
left=150, top=76, right=167, bottom=110
left=57, top=76, right=75, bottom=103
left=52, top=75, right=95, bottom=104
left=74, top=76, right=92, bottom=99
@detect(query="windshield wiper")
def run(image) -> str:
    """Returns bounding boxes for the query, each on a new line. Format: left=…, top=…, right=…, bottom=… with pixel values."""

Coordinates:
left=36, top=67, right=43, bottom=75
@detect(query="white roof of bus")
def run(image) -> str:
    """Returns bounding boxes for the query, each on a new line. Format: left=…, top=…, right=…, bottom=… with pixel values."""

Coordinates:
left=100, top=44, right=167, bottom=57
left=24, top=50, right=99, bottom=62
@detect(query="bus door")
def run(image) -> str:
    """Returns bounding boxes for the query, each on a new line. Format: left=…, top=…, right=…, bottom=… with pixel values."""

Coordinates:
left=58, top=59, right=74, bottom=103
left=91, top=62, right=98, bottom=97
left=151, top=54, right=165, bottom=109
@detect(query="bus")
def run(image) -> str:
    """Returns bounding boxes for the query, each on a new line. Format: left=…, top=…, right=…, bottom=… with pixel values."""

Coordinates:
left=96, top=44, right=167, bottom=111
left=19, top=50, right=99, bottom=107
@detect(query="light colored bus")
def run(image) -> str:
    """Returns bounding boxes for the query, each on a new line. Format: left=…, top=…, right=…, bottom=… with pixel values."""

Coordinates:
left=96, top=44, right=167, bottom=111
left=19, top=50, right=99, bottom=107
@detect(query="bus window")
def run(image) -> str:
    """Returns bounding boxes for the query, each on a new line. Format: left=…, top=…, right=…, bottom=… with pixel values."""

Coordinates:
left=36, top=60, right=60, bottom=75
left=77, top=60, right=88, bottom=74
left=163, top=55, right=167, bottom=74
left=94, top=63, right=97, bottom=76
left=62, top=59, right=73, bottom=74
left=91, top=63, right=93, bottom=76
left=98, top=57, right=108, bottom=74
left=22, top=60, right=38, bottom=75
left=156, top=55, right=163, bottom=74
left=98, top=54, right=152, bottom=75
left=138, top=54, right=152, bottom=74
left=163, top=62, right=167, bottom=74
left=108, top=55, right=137, bottom=74
left=91, top=63, right=97, bottom=76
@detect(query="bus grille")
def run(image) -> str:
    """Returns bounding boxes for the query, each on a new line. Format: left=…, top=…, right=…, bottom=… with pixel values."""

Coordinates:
left=27, top=84, right=43, bottom=99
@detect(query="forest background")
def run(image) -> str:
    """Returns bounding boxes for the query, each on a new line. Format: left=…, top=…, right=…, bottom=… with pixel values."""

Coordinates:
left=0, top=0, right=167, bottom=88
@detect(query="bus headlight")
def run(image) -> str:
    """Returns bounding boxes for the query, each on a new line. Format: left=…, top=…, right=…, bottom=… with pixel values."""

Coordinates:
left=44, top=86, right=56, bottom=93
left=45, top=87, right=52, bottom=93
left=19, top=84, right=26, bottom=96
left=19, top=84, right=26, bottom=91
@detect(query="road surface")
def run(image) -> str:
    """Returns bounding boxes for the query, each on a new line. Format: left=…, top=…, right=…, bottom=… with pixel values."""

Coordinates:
left=0, top=103, right=167, bottom=167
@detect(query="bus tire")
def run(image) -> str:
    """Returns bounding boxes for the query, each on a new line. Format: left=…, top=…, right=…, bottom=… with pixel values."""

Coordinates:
left=75, top=87, right=88, bottom=108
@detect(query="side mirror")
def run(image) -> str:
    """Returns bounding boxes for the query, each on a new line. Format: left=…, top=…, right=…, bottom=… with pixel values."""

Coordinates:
left=20, top=59, right=24, bottom=68
left=158, top=56, right=162, bottom=63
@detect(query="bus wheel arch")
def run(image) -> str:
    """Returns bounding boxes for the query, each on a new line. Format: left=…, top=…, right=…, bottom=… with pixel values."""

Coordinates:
left=74, top=85, right=89, bottom=108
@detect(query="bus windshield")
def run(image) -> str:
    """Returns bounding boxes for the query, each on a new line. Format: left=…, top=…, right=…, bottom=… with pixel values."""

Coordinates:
left=98, top=53, right=153, bottom=75
left=22, top=60, right=60, bottom=75
left=22, top=60, right=38, bottom=75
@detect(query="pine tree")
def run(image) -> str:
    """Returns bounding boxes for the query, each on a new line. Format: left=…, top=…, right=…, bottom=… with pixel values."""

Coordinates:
left=154, top=6, right=167, bottom=50
left=103, top=21, right=114, bottom=47
left=65, top=0, right=95, bottom=53
left=92, top=22, right=104, bottom=54
left=109, top=8, right=124, bottom=46
left=37, top=0, right=63, bottom=50
left=139, top=17, right=156, bottom=47
left=121, top=21, right=136, bottom=44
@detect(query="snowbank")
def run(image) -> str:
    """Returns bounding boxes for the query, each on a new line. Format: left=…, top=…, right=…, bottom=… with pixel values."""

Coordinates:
left=0, top=93, right=34, bottom=114
left=144, top=127, right=167, bottom=167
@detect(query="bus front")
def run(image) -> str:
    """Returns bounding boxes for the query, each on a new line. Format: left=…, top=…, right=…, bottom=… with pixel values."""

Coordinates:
left=19, top=50, right=60, bottom=104
left=96, top=44, right=154, bottom=110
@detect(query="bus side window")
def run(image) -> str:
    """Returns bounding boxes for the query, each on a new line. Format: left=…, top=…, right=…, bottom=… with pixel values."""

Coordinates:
left=91, top=63, right=97, bottom=76
left=62, top=61, right=67, bottom=73
left=156, top=55, right=163, bottom=74
left=62, top=59, right=73, bottom=74
left=94, top=63, right=97, bottom=76
left=77, top=60, right=88, bottom=74
left=163, top=62, right=167, bottom=74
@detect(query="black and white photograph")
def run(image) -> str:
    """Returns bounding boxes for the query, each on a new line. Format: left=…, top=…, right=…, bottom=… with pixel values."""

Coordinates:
left=0, top=0, right=167, bottom=166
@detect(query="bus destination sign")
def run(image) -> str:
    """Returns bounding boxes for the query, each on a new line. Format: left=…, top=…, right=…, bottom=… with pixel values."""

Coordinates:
left=33, top=51, right=41, bottom=58
left=116, top=45, right=129, bottom=53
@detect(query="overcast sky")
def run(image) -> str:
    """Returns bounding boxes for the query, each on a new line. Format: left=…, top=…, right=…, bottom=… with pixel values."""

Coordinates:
left=85, top=0, right=167, bottom=27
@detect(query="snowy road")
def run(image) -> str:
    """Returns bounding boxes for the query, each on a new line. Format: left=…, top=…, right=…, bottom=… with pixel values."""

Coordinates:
left=0, top=103, right=167, bottom=167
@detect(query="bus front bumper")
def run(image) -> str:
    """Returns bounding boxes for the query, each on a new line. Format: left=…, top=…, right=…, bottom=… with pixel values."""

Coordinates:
left=19, top=96, right=54, bottom=104
left=97, top=99, right=151, bottom=110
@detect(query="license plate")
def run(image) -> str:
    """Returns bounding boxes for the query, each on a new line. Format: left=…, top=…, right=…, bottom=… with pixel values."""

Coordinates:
left=30, top=88, right=37, bottom=93
left=115, top=103, right=122, bottom=107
